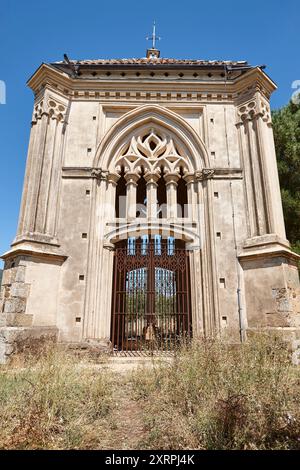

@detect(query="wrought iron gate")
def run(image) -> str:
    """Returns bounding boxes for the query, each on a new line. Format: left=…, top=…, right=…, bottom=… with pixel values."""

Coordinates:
left=111, top=238, right=191, bottom=353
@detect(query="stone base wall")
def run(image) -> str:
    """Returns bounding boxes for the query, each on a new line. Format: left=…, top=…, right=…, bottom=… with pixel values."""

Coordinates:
left=0, top=326, right=58, bottom=364
left=241, top=254, right=300, bottom=329
left=0, top=257, right=32, bottom=327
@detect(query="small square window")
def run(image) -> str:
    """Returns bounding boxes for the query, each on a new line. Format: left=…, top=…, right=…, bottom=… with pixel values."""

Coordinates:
left=214, top=192, right=219, bottom=198
left=79, top=275, right=85, bottom=281
left=221, top=316, right=228, bottom=327
left=82, top=233, right=87, bottom=239
left=75, top=317, right=81, bottom=323
left=219, top=278, right=226, bottom=288
left=86, top=190, right=90, bottom=195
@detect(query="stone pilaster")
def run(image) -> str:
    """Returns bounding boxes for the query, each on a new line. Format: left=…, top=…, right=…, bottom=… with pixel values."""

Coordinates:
left=236, top=95, right=287, bottom=241
left=195, top=169, right=220, bottom=336
left=15, top=93, right=69, bottom=245
left=106, top=172, right=120, bottom=220
left=83, top=170, right=112, bottom=340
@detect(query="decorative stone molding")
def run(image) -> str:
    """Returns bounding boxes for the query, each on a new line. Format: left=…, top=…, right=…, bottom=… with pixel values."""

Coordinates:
left=69, top=89, right=234, bottom=103
left=32, top=97, right=67, bottom=123
left=235, top=82, right=271, bottom=104
left=103, top=242, right=115, bottom=251
left=117, top=128, right=192, bottom=176
left=259, top=99, right=272, bottom=124
left=124, top=171, right=140, bottom=187
left=164, top=171, right=180, bottom=186
left=107, top=172, right=121, bottom=186
left=183, top=172, right=195, bottom=185
left=144, top=168, right=161, bottom=186
left=91, top=168, right=108, bottom=180
left=237, top=100, right=257, bottom=122
left=237, top=97, right=271, bottom=125
left=195, top=169, right=215, bottom=181
left=62, top=167, right=95, bottom=179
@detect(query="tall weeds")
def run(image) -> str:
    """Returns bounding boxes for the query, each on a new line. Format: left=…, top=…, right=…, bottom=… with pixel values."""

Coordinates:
left=132, top=335, right=300, bottom=449
left=0, top=347, right=112, bottom=449
left=1, top=336, right=300, bottom=450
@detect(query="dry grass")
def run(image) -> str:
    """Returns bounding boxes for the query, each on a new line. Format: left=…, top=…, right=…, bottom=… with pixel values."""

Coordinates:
left=0, top=346, right=112, bottom=449
left=1, top=335, right=300, bottom=450
left=131, top=335, right=300, bottom=450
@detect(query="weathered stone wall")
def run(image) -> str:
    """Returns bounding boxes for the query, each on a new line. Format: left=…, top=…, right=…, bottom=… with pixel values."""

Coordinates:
left=241, top=255, right=300, bottom=330
left=0, top=258, right=31, bottom=327
left=0, top=326, right=58, bottom=364
left=1, top=59, right=299, bottom=357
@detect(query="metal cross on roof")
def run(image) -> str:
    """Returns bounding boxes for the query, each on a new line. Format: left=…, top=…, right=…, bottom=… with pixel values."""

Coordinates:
left=146, top=21, right=161, bottom=50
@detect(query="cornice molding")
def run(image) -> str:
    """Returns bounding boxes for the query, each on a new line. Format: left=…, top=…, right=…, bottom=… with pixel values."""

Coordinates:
left=1, top=245, right=67, bottom=263
left=27, top=64, right=276, bottom=105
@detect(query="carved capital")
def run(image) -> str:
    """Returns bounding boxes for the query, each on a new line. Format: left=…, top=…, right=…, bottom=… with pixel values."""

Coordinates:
left=237, top=100, right=257, bottom=123
left=195, top=169, right=215, bottom=181
left=164, top=172, right=180, bottom=186
left=237, top=97, right=271, bottom=125
left=257, top=98, right=272, bottom=124
left=103, top=242, right=115, bottom=251
left=91, top=168, right=108, bottom=180
left=124, top=170, right=141, bottom=186
left=32, top=97, right=67, bottom=124
left=144, top=168, right=161, bottom=186
left=107, top=172, right=121, bottom=186
left=183, top=172, right=196, bottom=185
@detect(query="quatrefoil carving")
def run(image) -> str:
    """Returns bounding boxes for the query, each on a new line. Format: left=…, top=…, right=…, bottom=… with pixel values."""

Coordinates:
left=238, top=99, right=271, bottom=124
left=32, top=98, right=67, bottom=123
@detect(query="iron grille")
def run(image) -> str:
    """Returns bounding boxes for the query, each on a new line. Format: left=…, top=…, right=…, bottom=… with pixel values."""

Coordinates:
left=111, top=238, right=191, bottom=353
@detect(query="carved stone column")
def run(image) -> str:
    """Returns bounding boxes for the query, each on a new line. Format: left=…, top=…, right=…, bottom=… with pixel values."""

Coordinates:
left=184, top=173, right=197, bottom=220
left=16, top=94, right=68, bottom=243
left=236, top=96, right=285, bottom=238
left=106, top=172, right=120, bottom=220
left=83, top=169, right=109, bottom=340
left=124, top=171, right=139, bottom=221
left=21, top=111, right=49, bottom=236
left=254, top=96, right=287, bottom=239
left=144, top=170, right=160, bottom=219
left=164, top=172, right=179, bottom=219
left=195, top=169, right=220, bottom=336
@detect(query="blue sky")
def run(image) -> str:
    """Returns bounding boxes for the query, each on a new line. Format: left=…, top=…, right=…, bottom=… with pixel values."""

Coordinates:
left=0, top=0, right=299, bottom=266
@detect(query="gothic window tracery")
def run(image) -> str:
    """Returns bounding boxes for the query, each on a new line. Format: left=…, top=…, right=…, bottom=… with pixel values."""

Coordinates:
left=113, top=128, right=191, bottom=219
left=116, top=128, right=192, bottom=175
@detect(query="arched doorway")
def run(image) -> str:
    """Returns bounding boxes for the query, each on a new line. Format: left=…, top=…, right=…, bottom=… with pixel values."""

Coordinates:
left=83, top=105, right=219, bottom=344
left=111, top=236, right=192, bottom=353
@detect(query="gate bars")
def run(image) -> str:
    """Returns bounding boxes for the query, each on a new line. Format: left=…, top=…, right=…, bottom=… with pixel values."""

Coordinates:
left=111, top=238, right=191, bottom=353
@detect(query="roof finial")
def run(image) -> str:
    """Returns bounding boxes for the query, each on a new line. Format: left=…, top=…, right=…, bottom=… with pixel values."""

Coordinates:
left=146, top=21, right=161, bottom=59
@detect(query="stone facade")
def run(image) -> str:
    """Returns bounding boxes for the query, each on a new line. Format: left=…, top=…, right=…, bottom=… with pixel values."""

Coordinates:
left=1, top=50, right=299, bottom=362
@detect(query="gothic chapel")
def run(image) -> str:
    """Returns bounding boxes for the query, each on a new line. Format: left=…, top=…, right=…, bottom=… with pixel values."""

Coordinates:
left=1, top=42, right=300, bottom=361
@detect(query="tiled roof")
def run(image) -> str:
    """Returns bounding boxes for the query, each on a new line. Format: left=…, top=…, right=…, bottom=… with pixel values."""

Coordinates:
left=54, top=58, right=248, bottom=67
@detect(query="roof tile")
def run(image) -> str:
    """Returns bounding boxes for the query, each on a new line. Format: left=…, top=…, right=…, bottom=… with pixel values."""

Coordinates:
left=54, top=58, right=248, bottom=66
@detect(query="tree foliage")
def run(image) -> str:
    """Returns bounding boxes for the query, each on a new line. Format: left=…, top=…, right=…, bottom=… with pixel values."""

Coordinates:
left=272, top=101, right=300, bottom=254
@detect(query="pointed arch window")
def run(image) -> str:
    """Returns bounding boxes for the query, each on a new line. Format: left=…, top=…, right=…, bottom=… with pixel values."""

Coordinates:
left=115, top=167, right=126, bottom=218
left=177, top=168, right=188, bottom=218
